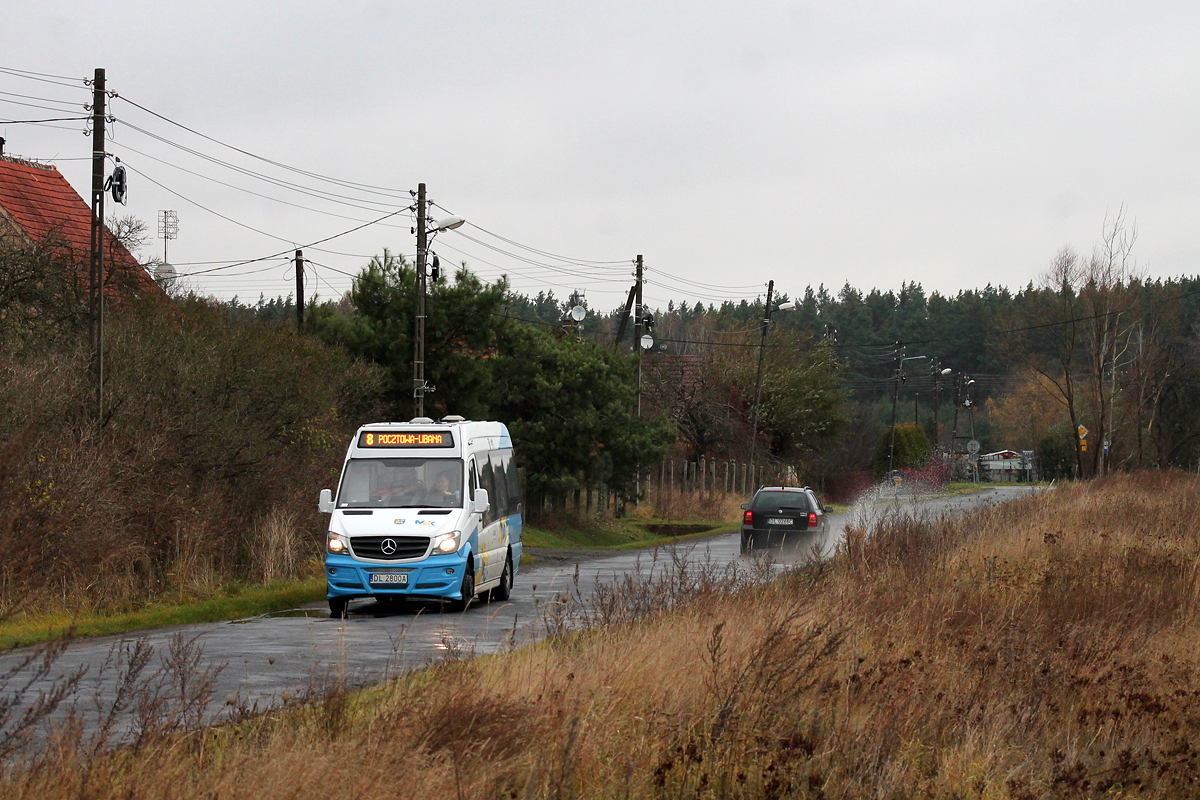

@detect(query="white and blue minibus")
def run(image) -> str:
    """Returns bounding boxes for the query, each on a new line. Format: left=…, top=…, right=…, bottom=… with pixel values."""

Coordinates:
left=318, top=416, right=523, bottom=616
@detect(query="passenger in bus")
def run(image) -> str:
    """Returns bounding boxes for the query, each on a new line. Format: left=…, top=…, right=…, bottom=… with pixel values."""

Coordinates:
left=425, top=471, right=461, bottom=507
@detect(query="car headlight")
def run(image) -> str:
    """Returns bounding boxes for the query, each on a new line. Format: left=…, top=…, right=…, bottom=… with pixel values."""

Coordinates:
left=433, top=530, right=462, bottom=554
left=327, top=532, right=350, bottom=555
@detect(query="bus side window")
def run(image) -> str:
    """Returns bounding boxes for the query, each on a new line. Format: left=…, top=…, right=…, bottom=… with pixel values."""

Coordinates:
left=490, top=451, right=509, bottom=518
left=506, top=452, right=522, bottom=514
left=478, top=457, right=497, bottom=525
left=468, top=461, right=477, bottom=501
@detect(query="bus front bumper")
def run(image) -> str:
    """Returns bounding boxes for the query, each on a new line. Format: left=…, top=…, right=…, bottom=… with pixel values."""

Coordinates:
left=324, top=551, right=468, bottom=602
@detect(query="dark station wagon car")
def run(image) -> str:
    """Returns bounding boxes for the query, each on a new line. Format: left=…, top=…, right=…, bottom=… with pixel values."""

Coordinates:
left=740, top=486, right=831, bottom=554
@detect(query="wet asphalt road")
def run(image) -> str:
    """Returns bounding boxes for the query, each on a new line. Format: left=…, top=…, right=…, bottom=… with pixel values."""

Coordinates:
left=0, top=485, right=1036, bottom=738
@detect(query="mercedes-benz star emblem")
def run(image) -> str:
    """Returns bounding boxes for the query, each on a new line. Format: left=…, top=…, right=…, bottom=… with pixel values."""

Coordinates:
left=381, top=538, right=398, bottom=555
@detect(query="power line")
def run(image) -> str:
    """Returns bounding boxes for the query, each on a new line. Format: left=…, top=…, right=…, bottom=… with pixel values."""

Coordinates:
left=113, top=93, right=413, bottom=200
left=0, top=115, right=90, bottom=124
left=0, top=66, right=88, bottom=89
left=455, top=218, right=629, bottom=267
left=174, top=206, right=414, bottom=278
left=114, top=119, right=404, bottom=213
left=121, top=160, right=385, bottom=261
left=111, top=139, right=410, bottom=230
left=449, top=230, right=631, bottom=279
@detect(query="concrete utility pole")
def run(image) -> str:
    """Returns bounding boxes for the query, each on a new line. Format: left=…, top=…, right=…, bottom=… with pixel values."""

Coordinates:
left=933, top=367, right=942, bottom=447
left=749, top=279, right=775, bottom=468
left=294, top=250, right=305, bottom=330
left=88, top=67, right=106, bottom=422
left=413, top=183, right=428, bottom=419
left=887, top=344, right=903, bottom=475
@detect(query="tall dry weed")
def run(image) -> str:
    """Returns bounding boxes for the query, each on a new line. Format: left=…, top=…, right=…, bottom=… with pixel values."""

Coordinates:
left=648, top=489, right=746, bottom=523
left=249, top=507, right=305, bottom=584
left=10, top=473, right=1200, bottom=797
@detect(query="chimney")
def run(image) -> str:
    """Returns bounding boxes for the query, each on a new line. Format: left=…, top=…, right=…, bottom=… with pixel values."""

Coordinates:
left=0, top=137, right=5, bottom=157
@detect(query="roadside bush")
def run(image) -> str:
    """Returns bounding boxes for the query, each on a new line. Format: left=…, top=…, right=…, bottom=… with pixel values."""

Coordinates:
left=872, top=422, right=931, bottom=477
left=0, top=296, right=386, bottom=614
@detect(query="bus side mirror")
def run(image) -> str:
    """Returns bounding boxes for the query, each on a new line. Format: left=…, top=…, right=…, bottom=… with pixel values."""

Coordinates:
left=473, top=488, right=490, bottom=515
left=319, top=489, right=334, bottom=513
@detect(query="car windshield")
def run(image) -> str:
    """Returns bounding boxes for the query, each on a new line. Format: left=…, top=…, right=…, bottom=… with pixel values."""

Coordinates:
left=336, top=458, right=464, bottom=509
left=752, top=490, right=811, bottom=512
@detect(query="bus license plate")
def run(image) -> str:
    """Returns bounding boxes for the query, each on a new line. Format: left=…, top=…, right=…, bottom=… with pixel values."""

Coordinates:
left=767, top=518, right=793, bottom=526
left=369, top=573, right=408, bottom=585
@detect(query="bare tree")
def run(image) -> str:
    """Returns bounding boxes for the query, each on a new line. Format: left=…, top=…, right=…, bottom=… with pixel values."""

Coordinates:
left=1079, top=208, right=1142, bottom=475
left=1026, top=247, right=1087, bottom=477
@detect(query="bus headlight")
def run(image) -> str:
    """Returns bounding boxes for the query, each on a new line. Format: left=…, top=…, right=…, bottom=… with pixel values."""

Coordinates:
left=433, top=530, right=462, bottom=554
left=327, top=532, right=350, bottom=555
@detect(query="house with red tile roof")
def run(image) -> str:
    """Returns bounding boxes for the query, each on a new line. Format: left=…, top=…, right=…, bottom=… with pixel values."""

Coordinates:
left=0, top=149, right=162, bottom=300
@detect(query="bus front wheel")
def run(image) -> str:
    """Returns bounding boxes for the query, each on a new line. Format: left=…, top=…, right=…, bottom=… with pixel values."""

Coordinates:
left=449, top=564, right=475, bottom=612
left=491, top=555, right=513, bottom=601
left=329, top=596, right=348, bottom=618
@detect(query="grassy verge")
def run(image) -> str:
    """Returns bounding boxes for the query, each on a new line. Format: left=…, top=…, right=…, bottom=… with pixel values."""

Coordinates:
left=8, top=471, right=1200, bottom=797
left=1, top=514, right=737, bottom=646
left=0, top=577, right=326, bottom=651
left=522, top=516, right=738, bottom=552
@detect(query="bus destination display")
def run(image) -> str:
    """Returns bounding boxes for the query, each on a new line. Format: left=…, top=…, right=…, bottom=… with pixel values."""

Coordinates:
left=358, top=431, right=454, bottom=448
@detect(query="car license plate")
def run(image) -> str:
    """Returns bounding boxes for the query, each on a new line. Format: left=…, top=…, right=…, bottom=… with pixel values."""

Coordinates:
left=369, top=573, right=408, bottom=585
left=767, top=518, right=792, bottom=526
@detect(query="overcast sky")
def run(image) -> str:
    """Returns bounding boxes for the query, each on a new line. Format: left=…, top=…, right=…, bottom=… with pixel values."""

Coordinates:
left=3, top=1, right=1197, bottom=312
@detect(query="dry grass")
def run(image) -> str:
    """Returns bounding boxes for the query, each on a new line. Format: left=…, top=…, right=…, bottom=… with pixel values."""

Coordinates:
left=0, top=298, right=384, bottom=617
left=8, top=472, right=1200, bottom=798
left=641, top=488, right=747, bottom=524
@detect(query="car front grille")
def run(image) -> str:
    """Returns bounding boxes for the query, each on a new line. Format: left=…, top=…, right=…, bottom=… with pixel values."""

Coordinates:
left=350, top=536, right=429, bottom=560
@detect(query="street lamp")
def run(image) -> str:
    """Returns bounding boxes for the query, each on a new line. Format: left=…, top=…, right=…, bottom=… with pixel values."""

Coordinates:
left=412, top=183, right=466, bottom=419
left=749, top=282, right=795, bottom=469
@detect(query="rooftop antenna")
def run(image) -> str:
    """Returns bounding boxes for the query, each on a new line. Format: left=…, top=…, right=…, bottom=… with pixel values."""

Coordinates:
left=157, top=210, right=178, bottom=263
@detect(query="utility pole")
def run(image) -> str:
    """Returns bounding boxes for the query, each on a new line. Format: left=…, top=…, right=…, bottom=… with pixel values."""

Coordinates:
left=613, top=284, right=637, bottom=353
left=933, top=368, right=942, bottom=448
left=914, top=392, right=919, bottom=425
left=635, top=254, right=643, bottom=417
left=749, top=279, right=775, bottom=468
left=88, top=67, right=106, bottom=422
left=887, top=344, right=903, bottom=475
left=412, top=183, right=428, bottom=419
left=968, top=382, right=978, bottom=484
left=951, top=374, right=961, bottom=447
left=294, top=250, right=305, bottom=330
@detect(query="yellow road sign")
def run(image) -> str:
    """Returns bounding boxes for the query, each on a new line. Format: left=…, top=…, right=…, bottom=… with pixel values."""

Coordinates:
left=1077, top=425, right=1088, bottom=439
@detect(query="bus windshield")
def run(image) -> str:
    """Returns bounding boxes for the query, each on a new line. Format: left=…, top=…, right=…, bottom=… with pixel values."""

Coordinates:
left=336, top=458, right=464, bottom=509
